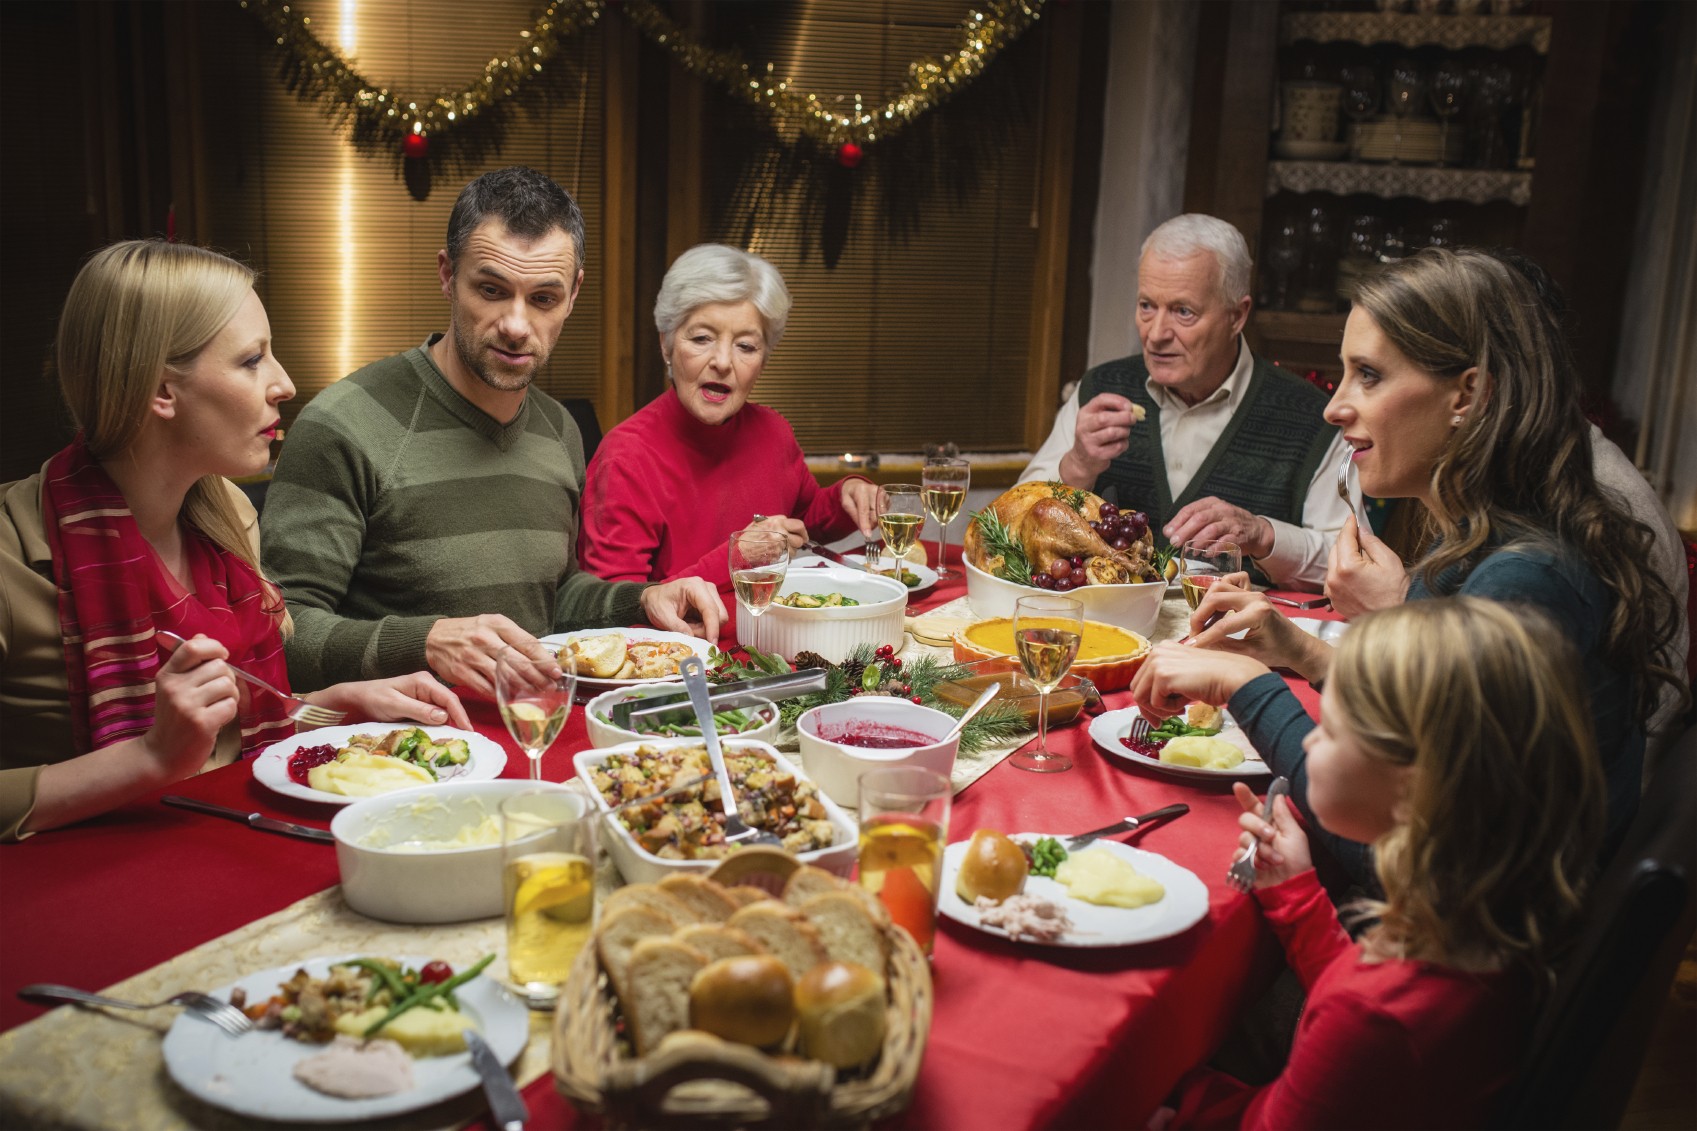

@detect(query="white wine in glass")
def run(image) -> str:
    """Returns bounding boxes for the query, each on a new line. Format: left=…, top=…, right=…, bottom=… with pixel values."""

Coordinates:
left=496, top=651, right=577, bottom=782
left=730, top=529, right=791, bottom=653
left=1008, top=594, right=1083, bottom=774
left=876, top=483, right=924, bottom=577
left=1179, top=540, right=1242, bottom=611
left=922, top=457, right=970, bottom=579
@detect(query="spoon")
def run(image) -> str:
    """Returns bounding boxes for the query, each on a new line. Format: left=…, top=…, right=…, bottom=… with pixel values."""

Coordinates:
left=678, top=657, right=781, bottom=848
left=944, top=684, right=1001, bottom=742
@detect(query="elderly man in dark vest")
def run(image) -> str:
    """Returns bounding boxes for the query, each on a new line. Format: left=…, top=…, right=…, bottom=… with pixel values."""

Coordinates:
left=1020, top=214, right=1353, bottom=590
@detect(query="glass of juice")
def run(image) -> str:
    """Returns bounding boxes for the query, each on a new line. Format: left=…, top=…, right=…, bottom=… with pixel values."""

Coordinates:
left=501, top=788, right=596, bottom=1009
left=856, top=766, right=951, bottom=957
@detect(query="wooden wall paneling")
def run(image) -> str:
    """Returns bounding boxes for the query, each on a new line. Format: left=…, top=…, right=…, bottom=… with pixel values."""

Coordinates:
left=631, top=32, right=675, bottom=410
left=1182, top=0, right=1278, bottom=262
left=600, top=11, right=641, bottom=427
left=1024, top=5, right=1083, bottom=452
left=665, top=1, right=709, bottom=266
left=161, top=2, right=209, bottom=246
left=1058, top=0, right=1112, bottom=405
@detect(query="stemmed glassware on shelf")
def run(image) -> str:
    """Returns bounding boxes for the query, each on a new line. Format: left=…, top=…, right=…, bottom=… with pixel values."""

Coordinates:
left=729, top=529, right=791, bottom=654
left=495, top=650, right=577, bottom=782
left=1340, top=65, right=1380, bottom=163
left=1428, top=62, right=1468, bottom=168
left=921, top=458, right=970, bottom=580
left=874, top=484, right=925, bottom=578
left=1387, top=60, right=1426, bottom=166
left=1263, top=218, right=1304, bottom=311
left=1007, top=594, right=1084, bottom=774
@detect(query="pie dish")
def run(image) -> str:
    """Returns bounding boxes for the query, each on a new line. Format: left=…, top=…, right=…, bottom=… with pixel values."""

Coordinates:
left=950, top=616, right=1150, bottom=691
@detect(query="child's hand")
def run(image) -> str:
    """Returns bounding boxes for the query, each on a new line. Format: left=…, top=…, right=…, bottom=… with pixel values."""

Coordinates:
left=1232, top=781, right=1312, bottom=889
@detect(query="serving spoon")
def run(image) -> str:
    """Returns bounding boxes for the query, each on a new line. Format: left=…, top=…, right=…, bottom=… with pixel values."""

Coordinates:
left=944, top=684, right=1001, bottom=742
left=678, top=657, right=782, bottom=848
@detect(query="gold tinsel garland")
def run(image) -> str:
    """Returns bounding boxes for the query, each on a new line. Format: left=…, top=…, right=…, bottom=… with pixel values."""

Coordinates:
left=622, top=0, right=1046, bottom=148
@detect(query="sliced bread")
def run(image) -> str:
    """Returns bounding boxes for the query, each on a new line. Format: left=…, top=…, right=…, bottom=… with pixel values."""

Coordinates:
left=784, top=864, right=891, bottom=930
left=624, top=938, right=707, bottom=1055
left=727, top=901, right=829, bottom=980
left=724, top=885, right=771, bottom=908
left=601, top=883, right=692, bottom=927
left=801, top=892, right=888, bottom=977
left=676, top=923, right=767, bottom=963
left=657, top=874, right=740, bottom=922
left=595, top=906, right=678, bottom=1005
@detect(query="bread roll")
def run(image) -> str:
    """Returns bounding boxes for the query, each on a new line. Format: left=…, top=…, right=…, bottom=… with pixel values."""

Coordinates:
left=689, top=956, right=795, bottom=1048
left=794, top=962, right=886, bottom=1069
left=954, top=829, right=1029, bottom=903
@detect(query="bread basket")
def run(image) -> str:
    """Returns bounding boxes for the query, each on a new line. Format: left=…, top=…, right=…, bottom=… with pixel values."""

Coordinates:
left=552, top=850, right=934, bottom=1127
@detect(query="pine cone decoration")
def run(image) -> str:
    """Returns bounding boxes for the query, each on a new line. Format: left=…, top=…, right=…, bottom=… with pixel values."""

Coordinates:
left=839, top=659, right=866, bottom=687
left=793, top=650, right=831, bottom=671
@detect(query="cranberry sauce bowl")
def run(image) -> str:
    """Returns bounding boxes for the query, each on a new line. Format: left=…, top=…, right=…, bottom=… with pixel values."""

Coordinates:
left=796, top=698, right=960, bottom=807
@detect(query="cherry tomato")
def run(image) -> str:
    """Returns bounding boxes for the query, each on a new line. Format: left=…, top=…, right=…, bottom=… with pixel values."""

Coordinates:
left=419, top=960, right=454, bottom=984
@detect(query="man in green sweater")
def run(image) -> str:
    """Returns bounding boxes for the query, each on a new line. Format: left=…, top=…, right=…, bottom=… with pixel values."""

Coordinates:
left=262, top=167, right=724, bottom=696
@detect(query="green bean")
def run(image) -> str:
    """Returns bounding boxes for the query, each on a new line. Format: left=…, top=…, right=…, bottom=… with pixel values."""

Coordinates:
left=346, top=957, right=411, bottom=1003
left=362, top=953, right=495, bottom=1038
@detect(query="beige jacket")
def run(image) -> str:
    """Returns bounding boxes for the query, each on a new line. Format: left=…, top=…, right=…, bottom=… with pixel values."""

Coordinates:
left=0, top=468, right=259, bottom=840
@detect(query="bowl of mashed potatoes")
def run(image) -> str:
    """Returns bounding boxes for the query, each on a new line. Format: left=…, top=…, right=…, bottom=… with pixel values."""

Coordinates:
left=331, top=780, right=579, bottom=923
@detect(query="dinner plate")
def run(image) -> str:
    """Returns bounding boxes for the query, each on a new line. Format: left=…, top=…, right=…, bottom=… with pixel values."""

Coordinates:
left=253, top=725, right=508, bottom=806
left=793, top=553, right=939, bottom=596
left=1287, top=616, right=1349, bottom=645
left=160, top=954, right=528, bottom=1122
left=1089, top=706, right=1272, bottom=781
left=939, top=836, right=1209, bottom=947
left=538, top=627, right=712, bottom=689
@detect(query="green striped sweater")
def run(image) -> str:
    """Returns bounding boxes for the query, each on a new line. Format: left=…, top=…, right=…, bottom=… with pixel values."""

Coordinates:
left=261, top=337, right=645, bottom=688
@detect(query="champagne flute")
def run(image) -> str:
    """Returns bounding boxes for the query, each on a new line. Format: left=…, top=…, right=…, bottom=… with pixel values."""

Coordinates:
left=1179, top=540, right=1242, bottom=610
left=1008, top=594, right=1083, bottom=774
left=875, top=483, right=925, bottom=578
left=496, top=650, right=577, bottom=782
left=921, top=458, right=970, bottom=580
left=1340, top=65, right=1380, bottom=163
left=730, top=529, right=791, bottom=655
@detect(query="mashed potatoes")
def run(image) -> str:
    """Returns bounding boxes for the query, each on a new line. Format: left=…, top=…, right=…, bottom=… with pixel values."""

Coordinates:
left=1160, top=735, right=1244, bottom=770
left=333, top=1003, right=475, bottom=1056
left=1055, top=848, right=1165, bottom=908
left=308, top=751, right=434, bottom=797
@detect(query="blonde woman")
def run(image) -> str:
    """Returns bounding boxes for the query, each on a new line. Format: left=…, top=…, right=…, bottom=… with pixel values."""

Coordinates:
left=0, top=241, right=466, bottom=841
left=1159, top=598, right=1604, bottom=1129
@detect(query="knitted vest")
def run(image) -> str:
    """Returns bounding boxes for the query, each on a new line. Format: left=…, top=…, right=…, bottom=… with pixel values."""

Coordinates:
left=1080, top=351, right=1336, bottom=578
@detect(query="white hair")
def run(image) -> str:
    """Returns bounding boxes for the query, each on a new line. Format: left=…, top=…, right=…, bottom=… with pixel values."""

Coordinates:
left=653, top=244, right=792, bottom=348
left=1140, top=214, right=1253, bottom=305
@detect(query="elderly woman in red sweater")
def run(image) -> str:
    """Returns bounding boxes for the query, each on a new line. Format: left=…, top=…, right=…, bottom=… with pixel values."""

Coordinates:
left=577, top=244, right=881, bottom=586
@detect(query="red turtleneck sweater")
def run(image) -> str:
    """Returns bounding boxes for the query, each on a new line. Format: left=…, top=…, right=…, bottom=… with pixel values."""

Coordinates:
left=577, top=388, right=864, bottom=587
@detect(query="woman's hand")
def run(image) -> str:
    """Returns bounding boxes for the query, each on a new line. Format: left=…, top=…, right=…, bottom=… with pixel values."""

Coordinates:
left=1232, top=782, right=1312, bottom=889
left=309, top=674, right=470, bottom=730
left=643, top=576, right=726, bottom=641
left=745, top=514, right=808, bottom=550
left=1186, top=573, right=1334, bottom=683
left=1129, top=642, right=1272, bottom=720
left=141, top=635, right=240, bottom=780
left=1325, top=514, right=1409, bottom=619
left=838, top=479, right=885, bottom=539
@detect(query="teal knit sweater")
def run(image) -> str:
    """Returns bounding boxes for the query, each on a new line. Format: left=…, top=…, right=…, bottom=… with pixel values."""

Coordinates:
left=261, top=338, right=646, bottom=688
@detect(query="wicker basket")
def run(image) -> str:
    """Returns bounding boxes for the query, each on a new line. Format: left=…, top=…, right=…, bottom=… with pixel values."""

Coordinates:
left=552, top=852, right=934, bottom=1128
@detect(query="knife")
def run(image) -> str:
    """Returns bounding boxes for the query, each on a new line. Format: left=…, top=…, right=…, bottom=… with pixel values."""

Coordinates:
left=1065, top=803, right=1190, bottom=851
left=1266, top=594, right=1332, bottom=610
left=801, top=539, right=853, bottom=566
left=161, top=796, right=335, bottom=843
left=464, top=1027, right=528, bottom=1130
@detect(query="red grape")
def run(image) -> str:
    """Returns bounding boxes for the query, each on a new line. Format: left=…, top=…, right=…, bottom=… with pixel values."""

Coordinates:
left=1125, top=512, right=1149, bottom=539
left=1049, top=559, right=1072, bottom=580
left=419, top=960, right=454, bottom=984
left=1069, top=555, right=1085, bottom=568
left=1110, top=536, right=1131, bottom=551
left=1032, top=572, right=1056, bottom=589
left=1053, top=576, right=1074, bottom=591
left=1099, top=503, right=1119, bottom=519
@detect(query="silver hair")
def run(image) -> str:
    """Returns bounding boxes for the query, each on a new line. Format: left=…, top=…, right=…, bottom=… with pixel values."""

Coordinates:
left=1140, top=214, right=1253, bottom=304
left=653, top=244, right=791, bottom=348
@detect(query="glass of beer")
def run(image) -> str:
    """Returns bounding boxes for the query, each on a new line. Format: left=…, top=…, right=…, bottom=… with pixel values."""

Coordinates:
left=1007, top=594, right=1084, bottom=773
left=921, top=457, right=970, bottom=579
left=856, top=766, right=951, bottom=957
left=874, top=483, right=925, bottom=577
left=1179, top=540, right=1242, bottom=610
left=501, top=788, right=596, bottom=1009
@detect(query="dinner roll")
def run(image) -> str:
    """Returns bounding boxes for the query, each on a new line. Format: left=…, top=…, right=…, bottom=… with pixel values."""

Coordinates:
left=689, top=956, right=796, bottom=1049
left=794, top=961, right=886, bottom=1069
left=954, top=829, right=1029, bottom=903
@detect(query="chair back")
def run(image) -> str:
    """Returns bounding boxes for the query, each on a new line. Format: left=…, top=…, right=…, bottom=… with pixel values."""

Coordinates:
left=1498, top=722, right=1697, bottom=1129
left=559, top=397, right=604, bottom=463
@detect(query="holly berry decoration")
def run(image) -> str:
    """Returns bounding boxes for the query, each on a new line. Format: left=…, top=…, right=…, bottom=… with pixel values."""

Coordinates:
left=836, top=141, right=864, bottom=169
left=403, top=132, right=429, bottom=160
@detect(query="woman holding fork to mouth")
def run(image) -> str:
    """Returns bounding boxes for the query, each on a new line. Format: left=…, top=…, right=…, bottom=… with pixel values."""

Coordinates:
left=0, top=241, right=466, bottom=841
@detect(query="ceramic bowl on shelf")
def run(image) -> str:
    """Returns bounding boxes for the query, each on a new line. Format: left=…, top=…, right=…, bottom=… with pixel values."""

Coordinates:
left=795, top=698, right=961, bottom=808
left=963, top=558, right=1166, bottom=638
left=736, top=564, right=909, bottom=663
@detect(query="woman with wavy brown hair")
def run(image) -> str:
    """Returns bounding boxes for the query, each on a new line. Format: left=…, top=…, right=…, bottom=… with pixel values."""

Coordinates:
left=1133, top=247, right=1684, bottom=883
left=1161, top=598, right=1605, bottom=1129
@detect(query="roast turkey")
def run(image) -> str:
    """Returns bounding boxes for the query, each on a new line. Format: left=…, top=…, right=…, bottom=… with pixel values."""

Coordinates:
left=964, top=482, right=1156, bottom=584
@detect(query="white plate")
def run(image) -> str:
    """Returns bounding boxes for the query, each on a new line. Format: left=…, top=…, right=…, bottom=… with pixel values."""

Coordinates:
left=539, top=627, right=713, bottom=689
left=160, top=954, right=528, bottom=1122
left=792, top=553, right=938, bottom=597
left=939, top=836, right=1209, bottom=947
left=1089, top=706, right=1272, bottom=781
left=253, top=726, right=508, bottom=807
left=1287, top=616, right=1349, bottom=645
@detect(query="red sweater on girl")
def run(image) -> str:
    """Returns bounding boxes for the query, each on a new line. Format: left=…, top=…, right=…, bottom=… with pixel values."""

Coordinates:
left=577, top=388, right=863, bottom=588
left=1172, top=870, right=1529, bottom=1130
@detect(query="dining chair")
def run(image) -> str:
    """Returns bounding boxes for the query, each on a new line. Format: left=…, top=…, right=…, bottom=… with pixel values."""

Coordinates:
left=1496, top=720, right=1697, bottom=1130
left=558, top=397, right=604, bottom=463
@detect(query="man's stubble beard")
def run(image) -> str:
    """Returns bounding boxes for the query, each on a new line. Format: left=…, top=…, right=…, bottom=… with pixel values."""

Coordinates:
left=448, top=301, right=549, bottom=393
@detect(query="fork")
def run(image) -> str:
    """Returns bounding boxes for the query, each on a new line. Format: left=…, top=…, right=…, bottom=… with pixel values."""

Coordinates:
left=157, top=630, right=345, bottom=726
left=1336, top=452, right=1353, bottom=509
left=19, top=984, right=252, bottom=1036
left=1127, top=714, right=1153, bottom=742
left=1226, top=776, right=1290, bottom=893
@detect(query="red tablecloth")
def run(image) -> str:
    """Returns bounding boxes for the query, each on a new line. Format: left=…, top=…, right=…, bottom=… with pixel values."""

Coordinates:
left=0, top=551, right=1330, bottom=1130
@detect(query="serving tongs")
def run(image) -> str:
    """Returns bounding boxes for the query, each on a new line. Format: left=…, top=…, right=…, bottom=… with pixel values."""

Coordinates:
left=677, top=657, right=782, bottom=848
left=616, top=667, right=826, bottom=731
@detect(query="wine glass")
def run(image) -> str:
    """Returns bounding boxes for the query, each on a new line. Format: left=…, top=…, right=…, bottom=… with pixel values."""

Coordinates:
left=1386, top=60, right=1425, bottom=166
left=1263, top=218, right=1303, bottom=311
left=1340, top=65, right=1380, bottom=163
left=875, top=484, right=925, bottom=578
left=922, top=458, right=970, bottom=580
left=496, top=650, right=577, bottom=782
left=1008, top=594, right=1084, bottom=774
left=729, top=529, right=791, bottom=654
left=1179, top=540, right=1242, bottom=611
left=1428, top=62, right=1468, bottom=168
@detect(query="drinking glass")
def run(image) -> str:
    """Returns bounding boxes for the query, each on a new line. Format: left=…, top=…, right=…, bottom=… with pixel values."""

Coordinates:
left=501, top=788, right=596, bottom=1008
left=1340, top=65, right=1380, bottom=163
left=729, top=529, right=791, bottom=654
left=496, top=650, right=576, bottom=782
left=1428, top=62, right=1468, bottom=167
left=1008, top=594, right=1084, bottom=774
left=922, top=458, right=970, bottom=580
left=875, top=483, right=925, bottom=577
left=1263, top=218, right=1304, bottom=311
left=1386, top=60, right=1425, bottom=166
left=1179, top=540, right=1243, bottom=610
left=856, top=766, right=950, bottom=957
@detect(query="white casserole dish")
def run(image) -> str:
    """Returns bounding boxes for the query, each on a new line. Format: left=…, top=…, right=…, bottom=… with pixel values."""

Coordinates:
left=584, top=685, right=782, bottom=749
left=735, top=565, right=908, bottom=663
left=572, top=738, right=858, bottom=884
left=964, top=557, right=1166, bottom=638
left=795, top=698, right=960, bottom=807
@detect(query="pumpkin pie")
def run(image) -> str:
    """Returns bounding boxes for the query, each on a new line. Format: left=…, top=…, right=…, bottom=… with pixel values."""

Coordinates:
left=951, top=617, right=1150, bottom=691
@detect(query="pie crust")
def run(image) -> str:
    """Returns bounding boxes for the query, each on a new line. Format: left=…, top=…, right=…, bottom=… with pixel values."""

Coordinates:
left=951, top=617, right=1151, bottom=692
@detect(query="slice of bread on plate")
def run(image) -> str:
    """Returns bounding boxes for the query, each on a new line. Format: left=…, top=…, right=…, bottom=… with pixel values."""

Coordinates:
left=624, top=938, right=707, bottom=1055
left=727, top=902, right=829, bottom=979
left=564, top=632, right=627, bottom=679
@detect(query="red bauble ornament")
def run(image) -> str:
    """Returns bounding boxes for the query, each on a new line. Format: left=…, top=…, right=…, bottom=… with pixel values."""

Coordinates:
left=403, top=133, right=429, bottom=160
left=836, top=142, right=864, bottom=169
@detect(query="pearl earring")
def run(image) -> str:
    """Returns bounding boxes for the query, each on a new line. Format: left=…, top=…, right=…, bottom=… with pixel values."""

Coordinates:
left=1451, top=414, right=1463, bottom=426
